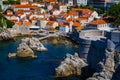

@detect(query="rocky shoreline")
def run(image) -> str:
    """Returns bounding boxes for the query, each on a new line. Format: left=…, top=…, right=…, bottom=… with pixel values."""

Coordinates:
left=0, top=31, right=13, bottom=41
left=55, top=48, right=120, bottom=80
left=8, top=42, right=37, bottom=58
left=8, top=37, right=47, bottom=58
left=55, top=53, right=87, bottom=77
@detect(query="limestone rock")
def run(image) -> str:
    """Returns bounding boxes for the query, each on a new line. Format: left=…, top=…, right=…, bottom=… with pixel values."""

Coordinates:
left=55, top=53, right=87, bottom=77
left=16, top=43, right=36, bottom=58
left=8, top=53, right=16, bottom=58
left=0, top=32, right=13, bottom=41
left=22, top=37, right=47, bottom=51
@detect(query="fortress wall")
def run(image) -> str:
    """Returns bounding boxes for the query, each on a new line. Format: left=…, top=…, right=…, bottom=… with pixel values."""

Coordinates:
left=78, top=30, right=107, bottom=59
left=110, top=31, right=120, bottom=52
left=106, top=31, right=120, bottom=52
left=79, top=38, right=92, bottom=58
left=87, top=40, right=107, bottom=69
left=79, top=30, right=103, bottom=38
left=77, top=30, right=119, bottom=70
left=110, top=31, right=120, bottom=43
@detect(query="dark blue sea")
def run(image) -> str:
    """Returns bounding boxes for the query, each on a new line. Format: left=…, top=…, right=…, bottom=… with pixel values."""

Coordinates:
left=0, top=37, right=82, bottom=80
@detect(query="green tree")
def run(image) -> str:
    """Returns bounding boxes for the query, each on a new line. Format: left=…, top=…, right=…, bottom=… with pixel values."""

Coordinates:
left=3, top=8, right=15, bottom=14
left=98, top=6, right=106, bottom=14
left=0, top=13, right=14, bottom=28
left=82, top=4, right=94, bottom=10
left=0, top=5, right=2, bottom=13
left=39, top=0, right=43, bottom=2
left=108, top=3, right=120, bottom=27
left=3, top=0, right=20, bottom=4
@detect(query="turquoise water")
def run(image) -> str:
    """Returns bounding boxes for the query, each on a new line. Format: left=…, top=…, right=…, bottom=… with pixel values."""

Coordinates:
left=0, top=37, right=81, bottom=80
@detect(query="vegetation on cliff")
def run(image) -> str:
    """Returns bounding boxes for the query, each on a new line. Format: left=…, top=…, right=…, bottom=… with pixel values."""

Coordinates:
left=108, top=3, right=120, bottom=27
left=0, top=5, right=14, bottom=29
left=0, top=13, right=15, bottom=29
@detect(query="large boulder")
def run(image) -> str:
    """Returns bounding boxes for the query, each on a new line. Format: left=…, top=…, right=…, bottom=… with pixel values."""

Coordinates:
left=16, top=43, right=36, bottom=58
left=22, top=37, right=47, bottom=51
left=55, top=53, right=87, bottom=77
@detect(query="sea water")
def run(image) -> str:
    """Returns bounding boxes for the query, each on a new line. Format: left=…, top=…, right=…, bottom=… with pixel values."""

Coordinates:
left=0, top=37, right=82, bottom=80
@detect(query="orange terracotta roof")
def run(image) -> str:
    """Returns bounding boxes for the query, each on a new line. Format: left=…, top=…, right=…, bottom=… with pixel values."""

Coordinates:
left=16, top=21, right=23, bottom=26
left=47, top=21, right=55, bottom=25
left=30, top=6, right=39, bottom=10
left=73, top=22, right=81, bottom=27
left=69, top=11, right=78, bottom=16
left=59, top=23, right=68, bottom=26
left=79, top=17, right=88, bottom=20
left=22, top=16, right=27, bottom=20
left=58, top=2, right=63, bottom=6
left=16, top=10, right=24, bottom=15
left=51, top=8, right=58, bottom=11
left=76, top=26, right=84, bottom=30
left=12, top=5, right=38, bottom=10
left=51, top=27, right=55, bottom=31
left=45, top=0, right=57, bottom=2
left=30, top=16, right=38, bottom=20
left=25, top=22, right=32, bottom=26
left=71, top=18, right=80, bottom=21
left=60, top=11, right=65, bottom=15
left=65, top=19, right=73, bottom=22
left=89, top=19, right=108, bottom=25
left=71, top=8, right=94, bottom=19
left=59, top=12, right=69, bottom=17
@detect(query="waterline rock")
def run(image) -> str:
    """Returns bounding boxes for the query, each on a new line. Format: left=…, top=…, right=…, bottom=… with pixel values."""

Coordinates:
left=8, top=37, right=46, bottom=59
left=16, top=43, right=36, bottom=58
left=8, top=43, right=37, bottom=58
left=22, top=37, right=47, bottom=52
left=8, top=53, right=16, bottom=58
left=55, top=53, right=87, bottom=77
